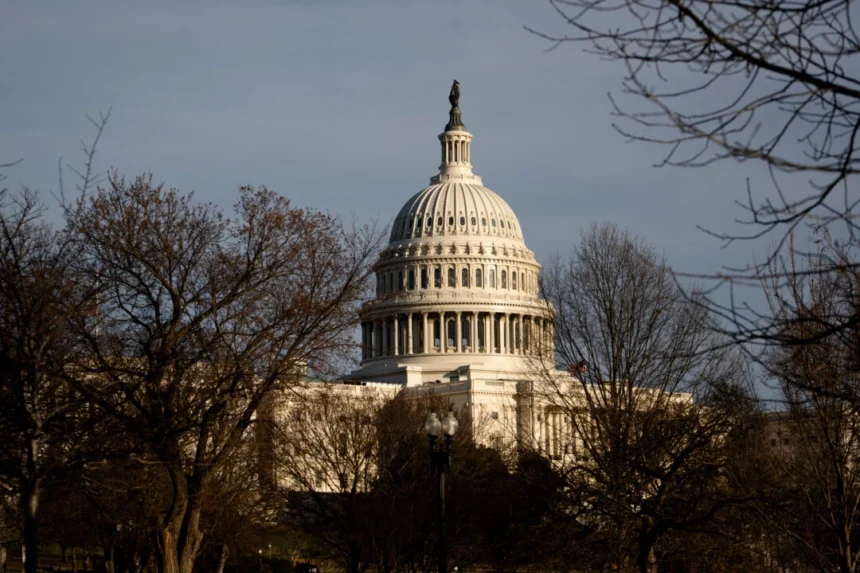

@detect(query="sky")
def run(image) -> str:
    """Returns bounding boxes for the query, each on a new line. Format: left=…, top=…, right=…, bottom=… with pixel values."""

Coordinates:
left=1, top=0, right=770, bottom=290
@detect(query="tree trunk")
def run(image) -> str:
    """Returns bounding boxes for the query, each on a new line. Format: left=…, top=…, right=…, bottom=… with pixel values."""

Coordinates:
left=215, top=545, right=228, bottom=573
left=22, top=478, right=40, bottom=573
left=153, top=473, right=206, bottom=573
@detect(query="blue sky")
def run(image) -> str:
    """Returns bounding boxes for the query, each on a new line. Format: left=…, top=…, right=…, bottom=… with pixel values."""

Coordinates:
left=1, top=0, right=769, bottom=281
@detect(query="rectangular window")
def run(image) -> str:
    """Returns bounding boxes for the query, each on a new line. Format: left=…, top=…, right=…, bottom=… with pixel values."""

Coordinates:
left=421, top=266, right=428, bottom=289
left=434, top=265, right=442, bottom=288
left=408, top=269, right=415, bottom=290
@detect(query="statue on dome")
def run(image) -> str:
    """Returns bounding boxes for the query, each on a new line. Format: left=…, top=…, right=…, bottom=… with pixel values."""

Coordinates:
left=449, top=80, right=460, bottom=108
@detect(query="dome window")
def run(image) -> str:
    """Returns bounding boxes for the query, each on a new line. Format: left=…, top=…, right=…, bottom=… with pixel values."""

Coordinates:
left=434, top=265, right=442, bottom=288
left=459, top=216, right=465, bottom=226
left=507, top=221, right=511, bottom=229
left=421, top=266, right=429, bottom=289
left=409, top=218, right=414, bottom=230
left=461, top=268, right=470, bottom=287
left=448, top=267, right=456, bottom=287
left=448, top=216, right=454, bottom=226
left=481, top=217, right=487, bottom=226
left=489, top=269, right=496, bottom=288
left=427, top=218, right=432, bottom=228
left=471, top=216, right=476, bottom=226
left=437, top=216, right=443, bottom=227
left=491, top=219, right=497, bottom=228
left=475, top=268, right=483, bottom=287
left=408, top=269, right=415, bottom=290
left=512, top=272, right=517, bottom=290
left=501, top=270, right=507, bottom=289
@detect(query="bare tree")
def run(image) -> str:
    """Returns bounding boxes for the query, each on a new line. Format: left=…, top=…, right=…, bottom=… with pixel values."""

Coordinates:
left=536, top=223, right=753, bottom=573
left=0, top=113, right=112, bottom=573
left=530, top=0, right=860, bottom=346
left=274, top=384, right=387, bottom=573
left=752, top=237, right=860, bottom=573
left=64, top=173, right=380, bottom=573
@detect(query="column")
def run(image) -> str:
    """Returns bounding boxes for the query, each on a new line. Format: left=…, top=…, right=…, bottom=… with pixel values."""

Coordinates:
left=517, top=314, right=523, bottom=354
left=471, top=311, right=478, bottom=353
left=407, top=313, right=414, bottom=355
left=393, top=316, right=399, bottom=356
left=440, top=312, right=446, bottom=353
left=489, top=313, right=495, bottom=353
left=422, top=312, right=429, bottom=353
left=501, top=313, right=508, bottom=354
left=456, top=311, right=462, bottom=353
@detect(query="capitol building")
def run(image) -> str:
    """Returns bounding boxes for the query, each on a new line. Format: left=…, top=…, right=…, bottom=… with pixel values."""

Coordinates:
left=331, top=82, right=574, bottom=454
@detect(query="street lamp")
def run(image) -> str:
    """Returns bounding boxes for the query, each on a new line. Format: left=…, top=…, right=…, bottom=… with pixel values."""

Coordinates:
left=425, top=411, right=458, bottom=573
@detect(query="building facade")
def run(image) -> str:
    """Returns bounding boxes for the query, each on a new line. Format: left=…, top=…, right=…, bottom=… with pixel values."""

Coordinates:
left=341, top=83, right=574, bottom=453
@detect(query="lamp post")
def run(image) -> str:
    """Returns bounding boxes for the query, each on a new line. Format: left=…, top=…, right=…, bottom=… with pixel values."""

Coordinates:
left=425, top=411, right=459, bottom=573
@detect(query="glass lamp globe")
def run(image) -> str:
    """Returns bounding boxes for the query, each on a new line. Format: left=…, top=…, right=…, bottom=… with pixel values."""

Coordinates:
left=441, top=412, right=459, bottom=437
left=425, top=412, right=442, bottom=437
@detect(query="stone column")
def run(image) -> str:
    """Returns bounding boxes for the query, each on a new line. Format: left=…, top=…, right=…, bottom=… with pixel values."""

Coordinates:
left=393, top=316, right=399, bottom=356
left=488, top=313, right=494, bottom=353
left=456, top=311, right=462, bottom=353
left=502, top=313, right=510, bottom=354
left=440, top=312, right=446, bottom=353
left=422, top=312, right=429, bottom=353
left=407, top=313, right=413, bottom=355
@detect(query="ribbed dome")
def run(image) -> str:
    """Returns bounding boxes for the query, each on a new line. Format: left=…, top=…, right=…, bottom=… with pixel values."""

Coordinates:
left=389, top=182, right=524, bottom=243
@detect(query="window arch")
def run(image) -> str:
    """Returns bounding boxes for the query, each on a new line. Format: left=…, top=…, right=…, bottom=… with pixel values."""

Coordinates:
left=501, top=270, right=507, bottom=289
left=461, top=267, right=470, bottom=288
left=475, top=268, right=483, bottom=288
left=448, top=267, right=456, bottom=287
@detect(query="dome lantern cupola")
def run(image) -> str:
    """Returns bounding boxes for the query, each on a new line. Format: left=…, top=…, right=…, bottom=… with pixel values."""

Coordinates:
left=434, top=80, right=478, bottom=184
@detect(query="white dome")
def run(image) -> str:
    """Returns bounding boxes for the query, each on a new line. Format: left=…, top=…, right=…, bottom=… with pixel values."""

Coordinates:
left=389, top=181, right=525, bottom=244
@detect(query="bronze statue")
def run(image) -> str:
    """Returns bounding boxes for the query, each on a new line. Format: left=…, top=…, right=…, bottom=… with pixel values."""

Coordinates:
left=449, top=80, right=460, bottom=108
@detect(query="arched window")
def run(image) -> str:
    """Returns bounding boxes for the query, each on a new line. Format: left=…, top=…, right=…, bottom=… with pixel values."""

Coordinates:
left=398, top=271, right=404, bottom=291
left=475, top=268, right=483, bottom=288
left=462, top=317, right=471, bottom=349
left=427, top=218, right=432, bottom=228
left=501, top=270, right=507, bottom=289
left=481, top=217, right=487, bottom=226
left=471, top=216, right=476, bottom=226
left=434, top=265, right=442, bottom=288
left=437, top=216, right=443, bottom=227
left=421, top=266, right=428, bottom=289
left=461, top=267, right=470, bottom=287
left=434, top=318, right=441, bottom=348
left=491, top=218, right=497, bottom=227
left=489, top=269, right=496, bottom=288
left=512, top=271, right=517, bottom=290
left=447, top=319, right=456, bottom=348
left=408, top=269, right=415, bottom=290
left=448, top=267, right=456, bottom=287
left=408, top=218, right=414, bottom=230
left=417, top=216, right=423, bottom=228
left=459, top=216, right=466, bottom=226
left=521, top=272, right=525, bottom=292
left=448, top=216, right=454, bottom=226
